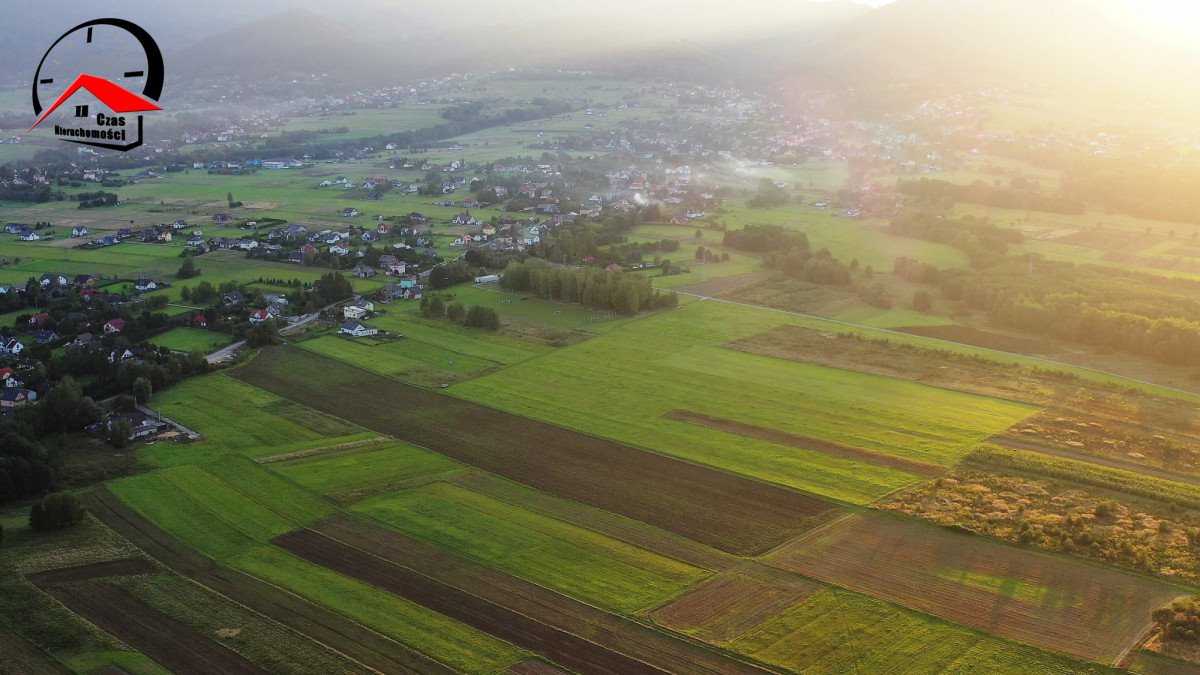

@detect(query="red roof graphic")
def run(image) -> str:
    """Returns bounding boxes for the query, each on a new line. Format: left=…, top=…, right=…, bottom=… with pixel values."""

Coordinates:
left=29, top=73, right=161, bottom=131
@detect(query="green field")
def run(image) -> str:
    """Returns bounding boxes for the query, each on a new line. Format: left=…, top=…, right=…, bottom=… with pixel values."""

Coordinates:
left=453, top=301, right=1036, bottom=503
left=145, top=372, right=368, bottom=461
left=272, top=441, right=461, bottom=495
left=297, top=334, right=500, bottom=387
left=149, top=327, right=229, bottom=353
left=729, top=588, right=1098, bottom=674
left=235, top=545, right=529, bottom=674
left=352, top=481, right=711, bottom=614
left=109, top=452, right=534, bottom=674
left=366, top=309, right=548, bottom=364
left=111, top=458, right=334, bottom=561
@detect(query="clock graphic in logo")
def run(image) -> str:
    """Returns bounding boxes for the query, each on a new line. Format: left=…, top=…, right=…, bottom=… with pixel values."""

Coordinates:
left=28, top=18, right=165, bottom=151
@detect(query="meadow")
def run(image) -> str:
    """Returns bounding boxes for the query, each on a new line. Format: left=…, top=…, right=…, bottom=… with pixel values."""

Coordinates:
left=352, top=481, right=710, bottom=614
left=149, top=327, right=229, bottom=353
left=452, top=300, right=1035, bottom=503
left=296, top=333, right=501, bottom=387
left=271, top=440, right=461, bottom=496
left=143, top=373, right=372, bottom=463
left=232, top=346, right=840, bottom=556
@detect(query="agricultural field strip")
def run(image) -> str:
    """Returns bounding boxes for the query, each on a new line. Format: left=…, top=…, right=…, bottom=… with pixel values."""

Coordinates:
left=231, top=346, right=839, bottom=556
left=25, top=558, right=157, bottom=587
left=290, top=516, right=773, bottom=675
left=109, top=458, right=535, bottom=672
left=255, top=435, right=395, bottom=464
left=647, top=571, right=822, bottom=645
left=0, top=623, right=70, bottom=674
left=765, top=512, right=1186, bottom=662
left=84, top=489, right=455, bottom=674
left=40, top=581, right=267, bottom=675
left=664, top=409, right=946, bottom=477
left=671, top=290, right=1200, bottom=403
left=350, top=481, right=710, bottom=615
left=444, top=468, right=1089, bottom=671
left=451, top=302, right=1031, bottom=503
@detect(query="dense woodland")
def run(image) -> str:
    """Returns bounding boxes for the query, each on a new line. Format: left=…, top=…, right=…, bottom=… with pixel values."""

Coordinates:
left=897, top=177, right=1084, bottom=215
left=724, top=225, right=852, bottom=286
left=888, top=210, right=1023, bottom=267
left=927, top=256, right=1200, bottom=365
left=500, top=259, right=677, bottom=315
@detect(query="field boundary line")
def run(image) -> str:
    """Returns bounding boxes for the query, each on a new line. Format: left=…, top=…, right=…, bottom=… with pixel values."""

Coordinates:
left=257, top=436, right=392, bottom=464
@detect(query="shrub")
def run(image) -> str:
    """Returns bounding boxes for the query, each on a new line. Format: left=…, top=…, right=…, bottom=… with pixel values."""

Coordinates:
left=464, top=305, right=500, bottom=331
left=29, top=493, right=85, bottom=531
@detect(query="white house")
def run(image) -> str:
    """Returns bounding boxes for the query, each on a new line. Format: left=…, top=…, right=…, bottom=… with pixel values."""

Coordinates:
left=340, top=321, right=378, bottom=337
left=343, top=305, right=368, bottom=320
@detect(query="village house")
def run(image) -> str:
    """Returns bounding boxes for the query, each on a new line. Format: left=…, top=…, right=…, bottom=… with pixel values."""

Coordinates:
left=0, top=389, right=33, bottom=409
left=70, top=225, right=89, bottom=237
left=1, top=338, right=23, bottom=356
left=343, top=304, right=368, bottom=320
left=248, top=309, right=271, bottom=324
left=103, top=318, right=126, bottom=334
left=352, top=264, right=376, bottom=279
left=340, top=320, right=379, bottom=337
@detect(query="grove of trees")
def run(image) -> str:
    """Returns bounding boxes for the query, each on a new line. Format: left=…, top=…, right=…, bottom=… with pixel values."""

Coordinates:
left=499, top=259, right=677, bottom=315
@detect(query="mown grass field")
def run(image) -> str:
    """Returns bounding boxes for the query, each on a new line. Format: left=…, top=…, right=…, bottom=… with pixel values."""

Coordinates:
left=297, top=334, right=500, bottom=387
left=145, top=372, right=368, bottom=462
left=452, top=301, right=1035, bottom=503
left=111, top=458, right=335, bottom=561
left=366, top=308, right=549, bottom=364
left=766, top=512, right=1183, bottom=662
left=352, top=481, right=711, bottom=614
left=272, top=441, right=461, bottom=495
left=149, top=327, right=229, bottom=353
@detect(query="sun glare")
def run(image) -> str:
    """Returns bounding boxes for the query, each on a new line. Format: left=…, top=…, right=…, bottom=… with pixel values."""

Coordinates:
left=1110, top=0, right=1200, bottom=42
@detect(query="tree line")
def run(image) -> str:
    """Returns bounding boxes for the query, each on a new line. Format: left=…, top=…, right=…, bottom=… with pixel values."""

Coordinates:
left=897, top=177, right=1085, bottom=215
left=922, top=256, right=1200, bottom=365
left=888, top=210, right=1023, bottom=267
left=500, top=259, right=678, bottom=315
